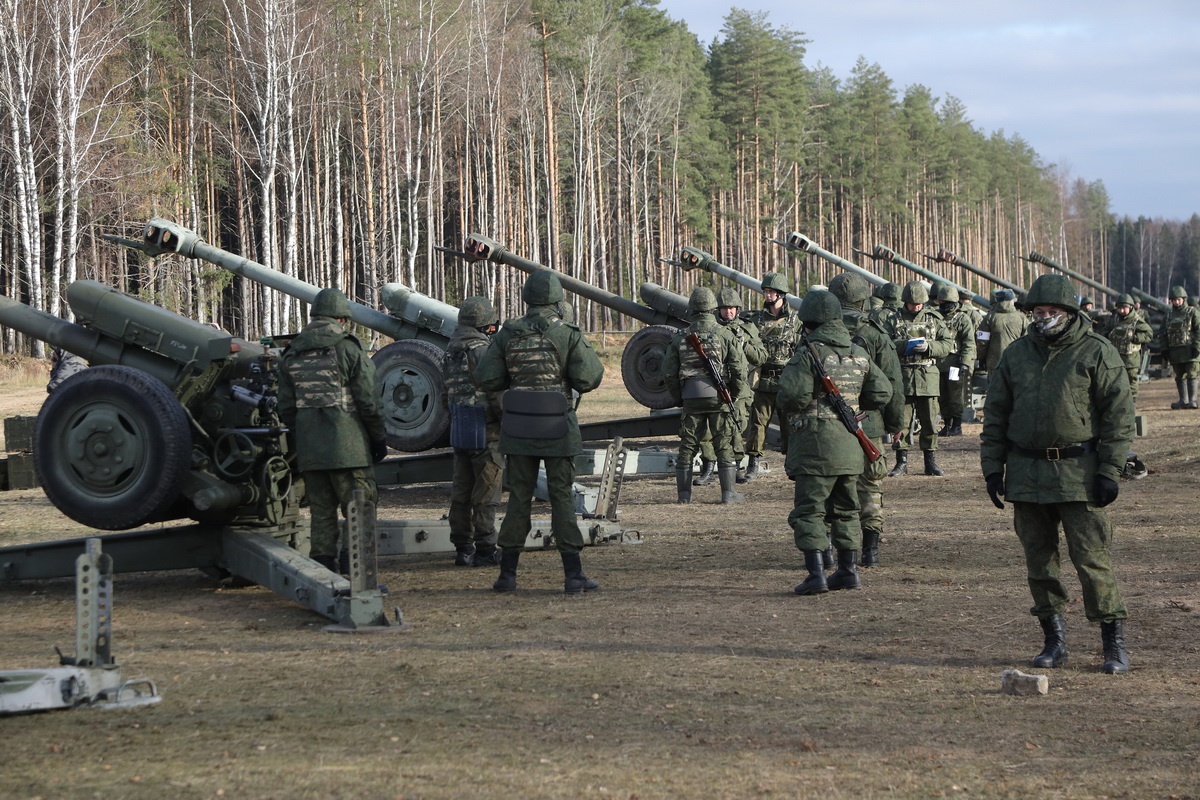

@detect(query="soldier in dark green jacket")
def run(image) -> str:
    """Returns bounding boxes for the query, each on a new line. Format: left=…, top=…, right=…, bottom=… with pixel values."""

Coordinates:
left=976, top=289, right=1026, bottom=378
left=778, top=291, right=892, bottom=596
left=475, top=271, right=605, bottom=594
left=276, top=288, right=388, bottom=571
left=1098, top=294, right=1154, bottom=405
left=933, top=283, right=977, bottom=437
left=442, top=297, right=504, bottom=567
left=1160, top=285, right=1200, bottom=409
left=890, top=281, right=952, bottom=477
left=981, top=273, right=1133, bottom=675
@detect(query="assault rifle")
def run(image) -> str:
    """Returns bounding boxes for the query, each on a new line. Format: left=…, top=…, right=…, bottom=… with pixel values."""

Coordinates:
left=801, top=337, right=883, bottom=463
left=685, top=333, right=737, bottom=418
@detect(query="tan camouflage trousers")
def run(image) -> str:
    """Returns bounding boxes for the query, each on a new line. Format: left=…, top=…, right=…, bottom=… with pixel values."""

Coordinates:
left=304, top=467, right=378, bottom=559
left=448, top=444, right=504, bottom=547
left=857, top=438, right=888, bottom=532
left=745, top=389, right=786, bottom=457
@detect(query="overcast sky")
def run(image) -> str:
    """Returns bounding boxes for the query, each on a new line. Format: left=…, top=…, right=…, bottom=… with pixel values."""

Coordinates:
left=653, top=0, right=1199, bottom=221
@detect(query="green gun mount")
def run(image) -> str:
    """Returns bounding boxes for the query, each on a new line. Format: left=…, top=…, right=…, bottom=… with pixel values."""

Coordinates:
left=856, top=244, right=990, bottom=309
left=924, top=249, right=1026, bottom=300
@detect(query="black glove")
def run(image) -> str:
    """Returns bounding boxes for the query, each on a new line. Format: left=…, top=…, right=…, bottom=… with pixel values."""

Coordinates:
left=371, top=438, right=389, bottom=463
left=1094, top=475, right=1119, bottom=507
left=985, top=472, right=1006, bottom=509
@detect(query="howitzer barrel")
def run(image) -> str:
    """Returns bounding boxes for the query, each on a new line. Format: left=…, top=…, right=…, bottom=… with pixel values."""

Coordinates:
left=677, top=246, right=800, bottom=310
left=638, top=282, right=691, bottom=321
left=860, top=244, right=990, bottom=309
left=928, top=249, right=1026, bottom=297
left=379, top=283, right=460, bottom=340
left=778, top=234, right=888, bottom=290
left=1128, top=287, right=1171, bottom=312
left=1025, top=251, right=1120, bottom=300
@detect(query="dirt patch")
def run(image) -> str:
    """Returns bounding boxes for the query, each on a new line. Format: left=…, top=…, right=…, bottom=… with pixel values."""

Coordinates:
left=1, top=372, right=1198, bottom=799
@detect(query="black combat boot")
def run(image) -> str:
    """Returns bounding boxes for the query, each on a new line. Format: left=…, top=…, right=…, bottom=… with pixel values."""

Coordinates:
left=1030, top=613, right=1068, bottom=668
left=675, top=467, right=693, bottom=504
left=473, top=542, right=501, bottom=567
left=693, top=460, right=716, bottom=486
left=793, top=550, right=828, bottom=595
left=936, top=418, right=953, bottom=436
left=948, top=417, right=963, bottom=436
left=1100, top=620, right=1130, bottom=674
left=1172, top=378, right=1186, bottom=409
left=826, top=549, right=861, bottom=591
left=742, top=456, right=761, bottom=482
left=822, top=543, right=834, bottom=570
left=887, top=451, right=908, bottom=477
left=923, top=450, right=944, bottom=476
left=561, top=550, right=599, bottom=595
left=718, top=464, right=745, bottom=504
left=454, top=543, right=476, bottom=566
left=860, top=529, right=881, bottom=568
left=493, top=549, right=520, bottom=592
left=1189, top=379, right=1199, bottom=409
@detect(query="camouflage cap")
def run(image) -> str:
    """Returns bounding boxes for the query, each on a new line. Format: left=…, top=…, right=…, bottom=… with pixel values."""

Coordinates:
left=1115, top=293, right=1135, bottom=307
left=875, top=282, right=902, bottom=302
left=798, top=289, right=842, bottom=325
left=932, top=282, right=958, bottom=303
left=689, top=286, right=717, bottom=313
left=1169, top=285, right=1188, bottom=300
left=1023, top=274, right=1080, bottom=311
left=458, top=296, right=498, bottom=328
left=901, top=281, right=929, bottom=305
left=311, top=288, right=352, bottom=319
left=828, top=273, right=871, bottom=307
left=716, top=288, right=743, bottom=309
left=761, top=272, right=790, bottom=293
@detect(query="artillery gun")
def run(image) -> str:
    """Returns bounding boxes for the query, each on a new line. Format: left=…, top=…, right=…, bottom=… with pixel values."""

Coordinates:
left=109, top=218, right=457, bottom=451
left=924, top=249, right=1026, bottom=299
left=766, top=233, right=888, bottom=290
left=1022, top=251, right=1120, bottom=305
left=670, top=246, right=805, bottom=310
left=1129, top=287, right=1170, bottom=314
left=855, top=244, right=990, bottom=309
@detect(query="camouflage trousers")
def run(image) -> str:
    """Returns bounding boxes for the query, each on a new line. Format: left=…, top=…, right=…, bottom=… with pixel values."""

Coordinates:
left=682, top=407, right=739, bottom=468
left=1171, top=359, right=1200, bottom=380
left=857, top=438, right=888, bottom=532
left=448, top=443, right=504, bottom=548
left=697, top=395, right=750, bottom=465
left=304, top=467, right=378, bottom=559
left=938, top=367, right=969, bottom=420
left=745, top=389, right=786, bottom=457
left=788, top=473, right=861, bottom=552
left=896, top=395, right=940, bottom=452
left=498, top=454, right=583, bottom=554
left=1012, top=501, right=1128, bottom=623
left=1118, top=352, right=1141, bottom=403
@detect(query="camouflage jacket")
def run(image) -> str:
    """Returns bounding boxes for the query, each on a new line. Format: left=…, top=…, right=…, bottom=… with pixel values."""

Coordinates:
left=1159, top=305, right=1200, bottom=364
left=976, top=300, right=1027, bottom=373
left=1099, top=311, right=1154, bottom=361
left=893, top=307, right=952, bottom=396
left=442, top=324, right=503, bottom=440
left=276, top=317, right=385, bottom=472
left=980, top=314, right=1134, bottom=503
left=662, top=313, right=748, bottom=411
left=720, top=315, right=767, bottom=371
left=937, top=305, right=978, bottom=371
left=842, top=308, right=904, bottom=437
left=743, top=304, right=802, bottom=391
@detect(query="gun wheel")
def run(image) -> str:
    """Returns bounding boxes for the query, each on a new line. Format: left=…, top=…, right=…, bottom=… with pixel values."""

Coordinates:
left=372, top=339, right=450, bottom=452
left=621, top=324, right=677, bottom=409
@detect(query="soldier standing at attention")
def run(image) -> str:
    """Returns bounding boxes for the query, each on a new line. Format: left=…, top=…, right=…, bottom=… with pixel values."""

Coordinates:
left=692, top=288, right=765, bottom=486
left=828, top=274, right=905, bottom=568
left=442, top=297, right=504, bottom=567
left=276, top=288, right=388, bottom=573
left=475, top=271, right=605, bottom=594
left=889, top=281, right=952, bottom=477
left=778, top=290, right=892, bottom=595
left=663, top=287, right=749, bottom=505
left=1098, top=294, right=1154, bottom=406
left=982, top=274, right=1133, bottom=674
left=933, top=283, right=977, bottom=437
left=1159, top=285, right=1200, bottom=409
left=975, top=288, right=1026, bottom=385
left=742, top=272, right=802, bottom=482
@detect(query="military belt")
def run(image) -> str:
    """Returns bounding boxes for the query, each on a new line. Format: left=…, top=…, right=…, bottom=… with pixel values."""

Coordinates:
left=758, top=365, right=784, bottom=378
left=1010, top=441, right=1097, bottom=461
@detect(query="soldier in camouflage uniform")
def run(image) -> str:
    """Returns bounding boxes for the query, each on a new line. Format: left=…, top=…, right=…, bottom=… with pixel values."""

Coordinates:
left=889, top=281, right=952, bottom=477
left=1098, top=293, right=1154, bottom=405
left=976, top=288, right=1026, bottom=381
left=475, top=271, right=605, bottom=594
left=742, top=272, right=802, bottom=481
left=933, top=283, right=977, bottom=437
left=829, top=274, right=905, bottom=568
left=693, top=288, right=765, bottom=486
left=276, top=288, right=388, bottom=572
left=442, top=297, right=504, bottom=567
left=871, top=282, right=903, bottom=338
left=778, top=290, right=892, bottom=595
left=1159, top=285, right=1200, bottom=409
left=982, top=273, right=1132, bottom=674
left=663, top=287, right=749, bottom=505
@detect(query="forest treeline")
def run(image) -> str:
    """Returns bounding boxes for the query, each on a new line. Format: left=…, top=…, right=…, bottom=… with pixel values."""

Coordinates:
left=2, top=0, right=1198, bottom=355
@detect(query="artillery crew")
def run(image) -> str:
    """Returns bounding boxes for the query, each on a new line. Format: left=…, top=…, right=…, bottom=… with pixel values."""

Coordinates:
left=933, top=282, right=977, bottom=437
left=741, top=272, right=803, bottom=481
left=1098, top=293, right=1154, bottom=405
left=889, top=281, right=952, bottom=477
left=1160, top=285, right=1200, bottom=409
left=663, top=287, right=749, bottom=504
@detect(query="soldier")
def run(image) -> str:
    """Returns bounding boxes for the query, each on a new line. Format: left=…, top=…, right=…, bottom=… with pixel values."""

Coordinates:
left=442, top=297, right=504, bottom=567
left=276, top=288, right=388, bottom=573
left=778, top=290, right=892, bottom=595
left=828, top=274, right=904, bottom=567
left=1159, top=285, right=1200, bottom=409
left=663, top=287, right=749, bottom=504
left=742, top=272, right=802, bottom=481
left=475, top=271, right=605, bottom=594
left=47, top=347, right=87, bottom=393
left=982, top=273, right=1133, bottom=674
left=1098, top=293, right=1154, bottom=405
left=976, top=288, right=1026, bottom=381
left=932, top=283, right=977, bottom=436
left=872, top=282, right=903, bottom=338
left=889, top=281, right=952, bottom=477
left=693, top=288, right=765, bottom=486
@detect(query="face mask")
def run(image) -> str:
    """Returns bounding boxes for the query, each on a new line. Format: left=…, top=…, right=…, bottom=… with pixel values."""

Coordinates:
left=940, top=301, right=957, bottom=314
left=1033, top=311, right=1072, bottom=339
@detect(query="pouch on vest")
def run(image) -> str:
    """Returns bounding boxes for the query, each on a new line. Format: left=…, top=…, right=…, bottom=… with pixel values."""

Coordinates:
left=682, top=376, right=719, bottom=400
left=450, top=403, right=489, bottom=450
left=501, top=390, right=570, bottom=439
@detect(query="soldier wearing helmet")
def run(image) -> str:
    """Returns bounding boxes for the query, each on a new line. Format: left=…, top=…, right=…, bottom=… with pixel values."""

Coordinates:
left=981, top=273, right=1133, bottom=675
left=692, top=288, right=766, bottom=486
left=777, top=290, right=892, bottom=595
left=888, top=281, right=952, bottom=477
left=475, top=271, right=605, bottom=594
left=1158, top=285, right=1200, bottom=409
left=932, top=282, right=977, bottom=438
left=741, top=271, right=803, bottom=481
left=441, top=296, right=505, bottom=567
left=663, top=286, right=749, bottom=504
left=976, top=288, right=1027, bottom=382
left=1098, top=293, right=1153, bottom=405
left=276, top=288, right=387, bottom=573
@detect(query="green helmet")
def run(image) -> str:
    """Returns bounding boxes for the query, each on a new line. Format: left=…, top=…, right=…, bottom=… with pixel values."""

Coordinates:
left=828, top=273, right=870, bottom=307
left=958, top=289, right=972, bottom=302
left=901, top=281, right=929, bottom=305
left=995, top=288, right=1016, bottom=302
left=875, top=282, right=901, bottom=302
left=1115, top=293, right=1135, bottom=308
left=522, top=271, right=565, bottom=305
left=716, top=288, right=742, bottom=309
left=689, top=286, right=717, bottom=313
left=1169, top=285, right=1188, bottom=299
left=798, top=289, right=842, bottom=325
left=933, top=282, right=958, bottom=303
left=458, top=296, right=498, bottom=328
left=1023, top=274, right=1080, bottom=311
left=761, top=272, right=790, bottom=294
left=311, top=288, right=352, bottom=319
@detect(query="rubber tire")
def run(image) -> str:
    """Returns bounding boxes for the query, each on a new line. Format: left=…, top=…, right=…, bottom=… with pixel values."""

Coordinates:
left=372, top=339, right=451, bottom=451
left=34, top=365, right=192, bottom=530
left=621, top=324, right=678, bottom=409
